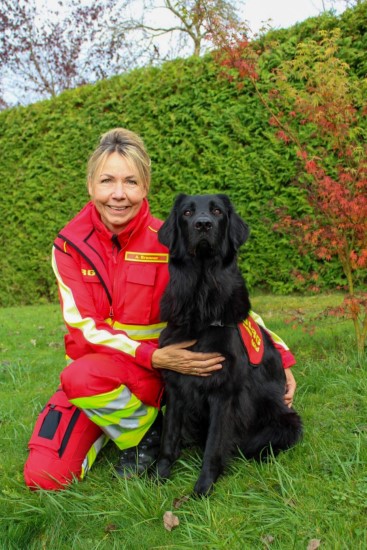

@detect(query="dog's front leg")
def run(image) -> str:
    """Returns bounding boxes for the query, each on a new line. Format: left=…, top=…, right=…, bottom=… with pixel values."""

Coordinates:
left=194, top=398, right=233, bottom=496
left=156, top=392, right=184, bottom=481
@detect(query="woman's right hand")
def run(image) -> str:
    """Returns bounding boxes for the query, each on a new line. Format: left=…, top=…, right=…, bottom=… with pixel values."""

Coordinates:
left=152, top=341, right=224, bottom=377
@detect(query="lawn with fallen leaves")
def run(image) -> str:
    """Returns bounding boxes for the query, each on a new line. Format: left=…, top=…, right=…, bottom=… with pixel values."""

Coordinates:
left=1, top=295, right=366, bottom=549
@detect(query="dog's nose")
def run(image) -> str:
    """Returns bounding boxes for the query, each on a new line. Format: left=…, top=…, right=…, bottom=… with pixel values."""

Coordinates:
left=195, top=217, right=212, bottom=232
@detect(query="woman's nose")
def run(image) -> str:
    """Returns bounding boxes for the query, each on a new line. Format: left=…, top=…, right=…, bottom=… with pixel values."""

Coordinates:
left=112, top=182, right=126, bottom=198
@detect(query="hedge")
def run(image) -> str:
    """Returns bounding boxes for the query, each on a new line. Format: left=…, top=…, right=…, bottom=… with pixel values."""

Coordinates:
left=0, top=3, right=365, bottom=306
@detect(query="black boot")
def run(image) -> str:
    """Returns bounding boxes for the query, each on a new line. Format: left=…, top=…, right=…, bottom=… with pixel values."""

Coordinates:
left=115, top=412, right=162, bottom=479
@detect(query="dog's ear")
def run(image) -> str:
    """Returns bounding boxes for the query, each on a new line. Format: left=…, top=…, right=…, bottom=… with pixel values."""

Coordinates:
left=228, top=212, right=250, bottom=250
left=217, top=194, right=250, bottom=251
left=158, top=194, right=187, bottom=255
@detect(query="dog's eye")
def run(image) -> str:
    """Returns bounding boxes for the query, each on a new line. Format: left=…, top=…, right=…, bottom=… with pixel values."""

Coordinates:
left=183, top=210, right=192, bottom=217
left=212, top=208, right=222, bottom=216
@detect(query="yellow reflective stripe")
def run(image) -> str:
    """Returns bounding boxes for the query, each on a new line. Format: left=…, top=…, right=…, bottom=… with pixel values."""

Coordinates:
left=70, top=384, right=133, bottom=410
left=52, top=248, right=139, bottom=358
left=249, top=310, right=290, bottom=350
left=113, top=407, right=158, bottom=450
left=80, top=434, right=108, bottom=479
left=70, top=385, right=159, bottom=449
left=112, top=321, right=167, bottom=340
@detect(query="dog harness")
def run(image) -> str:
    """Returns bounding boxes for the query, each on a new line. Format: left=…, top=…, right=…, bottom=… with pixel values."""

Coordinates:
left=238, top=316, right=265, bottom=366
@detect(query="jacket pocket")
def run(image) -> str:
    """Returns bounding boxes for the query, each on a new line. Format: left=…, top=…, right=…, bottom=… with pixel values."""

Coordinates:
left=28, top=389, right=81, bottom=458
left=122, top=264, right=156, bottom=324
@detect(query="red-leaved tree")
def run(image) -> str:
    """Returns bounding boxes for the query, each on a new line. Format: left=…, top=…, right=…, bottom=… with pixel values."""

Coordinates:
left=209, top=21, right=367, bottom=364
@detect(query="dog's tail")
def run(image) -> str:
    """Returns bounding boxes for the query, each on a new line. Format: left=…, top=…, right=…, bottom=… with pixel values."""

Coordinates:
left=240, top=409, right=303, bottom=460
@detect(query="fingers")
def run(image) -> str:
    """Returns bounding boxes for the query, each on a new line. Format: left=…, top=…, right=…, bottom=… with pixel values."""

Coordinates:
left=151, top=342, right=224, bottom=375
left=284, top=392, right=293, bottom=408
left=188, top=362, right=223, bottom=376
left=284, top=368, right=297, bottom=408
left=170, top=341, right=224, bottom=360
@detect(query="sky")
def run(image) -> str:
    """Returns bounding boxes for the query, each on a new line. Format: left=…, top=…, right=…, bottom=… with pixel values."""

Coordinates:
left=239, top=0, right=346, bottom=34
left=7, top=0, right=348, bottom=105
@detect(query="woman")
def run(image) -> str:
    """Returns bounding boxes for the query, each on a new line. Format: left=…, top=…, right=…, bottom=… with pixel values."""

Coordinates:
left=24, top=128, right=297, bottom=490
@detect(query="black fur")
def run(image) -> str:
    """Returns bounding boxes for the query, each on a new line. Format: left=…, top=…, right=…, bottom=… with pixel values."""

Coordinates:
left=156, top=193, right=302, bottom=496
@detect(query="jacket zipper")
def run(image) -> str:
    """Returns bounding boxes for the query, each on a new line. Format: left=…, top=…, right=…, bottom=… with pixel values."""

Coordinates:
left=111, top=234, right=121, bottom=265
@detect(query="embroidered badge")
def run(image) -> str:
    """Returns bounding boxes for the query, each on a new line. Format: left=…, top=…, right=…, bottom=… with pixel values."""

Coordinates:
left=125, top=251, right=169, bottom=263
left=238, top=316, right=264, bottom=366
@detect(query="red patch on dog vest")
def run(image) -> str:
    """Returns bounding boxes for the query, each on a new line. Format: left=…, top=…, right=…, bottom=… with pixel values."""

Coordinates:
left=238, top=317, right=264, bottom=366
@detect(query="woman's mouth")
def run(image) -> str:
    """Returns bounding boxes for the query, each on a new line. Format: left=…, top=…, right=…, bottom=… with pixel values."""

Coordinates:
left=107, top=205, right=129, bottom=212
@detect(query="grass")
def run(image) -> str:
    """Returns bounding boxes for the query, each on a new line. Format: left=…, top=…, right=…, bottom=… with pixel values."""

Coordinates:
left=0, top=294, right=366, bottom=549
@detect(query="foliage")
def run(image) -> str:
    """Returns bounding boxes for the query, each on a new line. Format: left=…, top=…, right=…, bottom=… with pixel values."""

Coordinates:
left=211, top=10, right=367, bottom=361
left=0, top=56, right=304, bottom=306
left=0, top=5, right=366, bottom=306
left=269, top=31, right=367, bottom=362
left=1, top=297, right=367, bottom=548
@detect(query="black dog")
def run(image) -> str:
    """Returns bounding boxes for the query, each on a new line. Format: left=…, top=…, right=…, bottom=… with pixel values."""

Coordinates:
left=156, top=193, right=302, bottom=496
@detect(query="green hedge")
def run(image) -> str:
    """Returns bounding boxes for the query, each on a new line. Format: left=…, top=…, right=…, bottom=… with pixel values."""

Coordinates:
left=0, top=4, right=365, bottom=306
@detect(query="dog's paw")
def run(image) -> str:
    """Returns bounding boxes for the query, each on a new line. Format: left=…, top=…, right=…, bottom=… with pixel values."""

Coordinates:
left=193, top=476, right=214, bottom=497
left=155, top=458, right=173, bottom=481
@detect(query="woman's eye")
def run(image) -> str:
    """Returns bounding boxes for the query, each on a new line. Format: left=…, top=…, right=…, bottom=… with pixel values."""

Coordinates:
left=101, top=179, right=111, bottom=184
left=212, top=208, right=222, bottom=216
left=127, top=180, right=137, bottom=185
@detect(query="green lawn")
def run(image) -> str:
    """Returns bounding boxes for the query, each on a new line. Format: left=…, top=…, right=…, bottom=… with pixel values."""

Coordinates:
left=0, top=294, right=366, bottom=549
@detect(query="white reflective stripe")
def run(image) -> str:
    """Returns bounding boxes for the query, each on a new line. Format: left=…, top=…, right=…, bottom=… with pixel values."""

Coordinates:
left=249, top=310, right=290, bottom=350
left=113, top=321, right=167, bottom=340
left=52, top=247, right=139, bottom=357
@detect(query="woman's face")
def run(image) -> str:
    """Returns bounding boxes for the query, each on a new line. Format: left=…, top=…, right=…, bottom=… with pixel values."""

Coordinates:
left=88, top=151, right=147, bottom=233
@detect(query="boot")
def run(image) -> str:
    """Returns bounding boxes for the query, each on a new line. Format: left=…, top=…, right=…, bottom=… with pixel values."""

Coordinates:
left=114, top=412, right=162, bottom=479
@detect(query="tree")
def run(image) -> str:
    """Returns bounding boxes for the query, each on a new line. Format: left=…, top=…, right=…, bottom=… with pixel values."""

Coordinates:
left=114, top=0, right=245, bottom=58
left=0, top=0, right=138, bottom=107
left=211, top=24, right=367, bottom=363
left=0, top=0, right=244, bottom=108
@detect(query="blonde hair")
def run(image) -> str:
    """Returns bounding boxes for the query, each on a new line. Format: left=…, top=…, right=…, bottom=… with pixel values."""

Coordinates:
left=87, top=128, right=151, bottom=192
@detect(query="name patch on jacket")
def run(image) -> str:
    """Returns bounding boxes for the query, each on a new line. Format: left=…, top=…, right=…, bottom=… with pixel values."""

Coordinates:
left=125, top=251, right=169, bottom=263
left=238, top=317, right=264, bottom=366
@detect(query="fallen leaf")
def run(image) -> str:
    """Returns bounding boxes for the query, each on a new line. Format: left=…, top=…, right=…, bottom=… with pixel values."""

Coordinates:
left=104, top=523, right=118, bottom=533
left=48, top=342, right=61, bottom=348
left=307, top=539, right=321, bottom=550
left=163, top=511, right=179, bottom=531
left=261, top=534, right=275, bottom=546
left=173, top=495, right=190, bottom=509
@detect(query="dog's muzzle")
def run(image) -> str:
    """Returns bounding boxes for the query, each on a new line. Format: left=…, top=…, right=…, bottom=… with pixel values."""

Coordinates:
left=194, top=216, right=213, bottom=233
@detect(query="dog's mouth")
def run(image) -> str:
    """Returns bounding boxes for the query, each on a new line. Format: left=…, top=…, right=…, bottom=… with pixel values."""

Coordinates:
left=189, top=237, right=215, bottom=257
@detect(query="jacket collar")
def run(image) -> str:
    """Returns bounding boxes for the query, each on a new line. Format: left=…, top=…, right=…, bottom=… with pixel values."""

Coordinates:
left=90, top=198, right=150, bottom=248
left=58, top=199, right=152, bottom=305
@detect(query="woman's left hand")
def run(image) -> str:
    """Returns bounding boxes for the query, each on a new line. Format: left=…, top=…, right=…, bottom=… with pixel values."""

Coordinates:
left=284, top=368, right=297, bottom=408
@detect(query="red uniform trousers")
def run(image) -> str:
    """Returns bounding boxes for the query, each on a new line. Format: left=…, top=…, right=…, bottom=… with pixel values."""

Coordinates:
left=24, top=353, right=160, bottom=490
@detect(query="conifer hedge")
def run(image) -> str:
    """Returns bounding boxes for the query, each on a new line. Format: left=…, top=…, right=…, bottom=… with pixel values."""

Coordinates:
left=0, top=3, right=365, bottom=306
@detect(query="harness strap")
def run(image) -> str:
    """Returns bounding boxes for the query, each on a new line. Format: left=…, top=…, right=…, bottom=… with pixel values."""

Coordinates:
left=237, top=316, right=264, bottom=366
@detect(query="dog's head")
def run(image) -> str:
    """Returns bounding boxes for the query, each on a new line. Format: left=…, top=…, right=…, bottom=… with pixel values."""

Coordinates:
left=158, top=193, right=249, bottom=260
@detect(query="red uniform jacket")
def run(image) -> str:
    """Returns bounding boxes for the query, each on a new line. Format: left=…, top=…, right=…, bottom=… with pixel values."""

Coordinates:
left=53, top=199, right=169, bottom=407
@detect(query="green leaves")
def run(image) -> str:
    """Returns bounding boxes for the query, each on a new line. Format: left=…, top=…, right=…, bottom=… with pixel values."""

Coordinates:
left=1, top=6, right=365, bottom=305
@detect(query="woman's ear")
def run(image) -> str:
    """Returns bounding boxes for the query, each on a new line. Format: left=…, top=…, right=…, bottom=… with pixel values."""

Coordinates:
left=87, top=178, right=93, bottom=198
